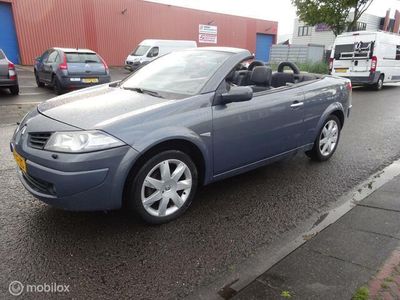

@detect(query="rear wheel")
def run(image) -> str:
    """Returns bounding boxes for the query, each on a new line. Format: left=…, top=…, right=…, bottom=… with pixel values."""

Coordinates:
left=372, top=75, right=384, bottom=91
left=306, top=115, right=341, bottom=161
left=127, top=150, right=198, bottom=224
left=9, top=85, right=19, bottom=95
left=35, top=72, right=44, bottom=87
left=52, top=76, right=63, bottom=95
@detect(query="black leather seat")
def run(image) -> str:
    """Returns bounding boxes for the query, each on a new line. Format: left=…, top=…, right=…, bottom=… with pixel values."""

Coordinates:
left=271, top=72, right=295, bottom=88
left=249, top=66, right=272, bottom=92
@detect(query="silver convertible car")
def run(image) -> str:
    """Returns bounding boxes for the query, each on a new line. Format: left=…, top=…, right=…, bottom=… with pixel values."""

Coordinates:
left=11, top=47, right=352, bottom=224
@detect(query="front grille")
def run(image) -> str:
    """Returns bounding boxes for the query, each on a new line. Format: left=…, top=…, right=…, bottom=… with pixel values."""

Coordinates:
left=22, top=172, right=56, bottom=195
left=28, top=133, right=51, bottom=149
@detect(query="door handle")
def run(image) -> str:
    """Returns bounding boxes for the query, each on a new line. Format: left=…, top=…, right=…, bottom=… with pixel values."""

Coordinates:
left=290, top=101, right=304, bottom=108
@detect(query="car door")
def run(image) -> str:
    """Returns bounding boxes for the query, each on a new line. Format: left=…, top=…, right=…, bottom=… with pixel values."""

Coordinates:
left=146, top=47, right=159, bottom=62
left=42, top=50, right=59, bottom=83
left=212, top=84, right=305, bottom=175
left=36, top=50, right=50, bottom=81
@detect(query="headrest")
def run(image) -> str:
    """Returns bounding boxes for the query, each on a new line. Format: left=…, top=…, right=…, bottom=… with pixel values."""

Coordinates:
left=250, top=66, right=272, bottom=86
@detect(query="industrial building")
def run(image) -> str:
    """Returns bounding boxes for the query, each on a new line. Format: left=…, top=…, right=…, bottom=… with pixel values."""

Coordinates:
left=0, top=0, right=278, bottom=65
left=292, top=10, right=400, bottom=50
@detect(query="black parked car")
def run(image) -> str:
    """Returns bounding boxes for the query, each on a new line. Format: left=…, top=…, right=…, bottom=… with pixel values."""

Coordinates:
left=34, top=48, right=111, bottom=94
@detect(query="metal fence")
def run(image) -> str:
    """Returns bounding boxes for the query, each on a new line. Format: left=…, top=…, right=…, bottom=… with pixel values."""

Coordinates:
left=269, top=44, right=325, bottom=63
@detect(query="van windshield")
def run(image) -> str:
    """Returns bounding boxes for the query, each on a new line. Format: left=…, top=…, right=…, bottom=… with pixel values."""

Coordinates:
left=131, top=45, right=151, bottom=56
left=121, top=50, right=232, bottom=98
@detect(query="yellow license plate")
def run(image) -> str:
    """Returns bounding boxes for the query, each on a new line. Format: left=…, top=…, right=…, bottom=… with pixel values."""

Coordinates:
left=82, top=78, right=99, bottom=83
left=13, top=149, right=27, bottom=173
left=335, top=68, right=348, bottom=73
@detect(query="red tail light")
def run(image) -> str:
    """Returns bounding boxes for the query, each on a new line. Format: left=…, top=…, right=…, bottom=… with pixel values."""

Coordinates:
left=346, top=81, right=352, bottom=91
left=370, top=56, right=377, bottom=73
left=59, top=53, right=68, bottom=70
left=8, top=62, right=17, bottom=80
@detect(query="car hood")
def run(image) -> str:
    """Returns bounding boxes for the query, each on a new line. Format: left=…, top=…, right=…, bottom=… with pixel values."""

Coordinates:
left=38, top=84, right=173, bottom=130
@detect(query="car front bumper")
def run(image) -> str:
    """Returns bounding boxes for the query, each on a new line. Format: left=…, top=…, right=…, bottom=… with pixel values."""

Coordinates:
left=124, top=61, right=141, bottom=71
left=11, top=110, right=139, bottom=211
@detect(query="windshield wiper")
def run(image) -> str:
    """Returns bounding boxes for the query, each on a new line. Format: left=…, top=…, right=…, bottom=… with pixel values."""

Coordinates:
left=122, top=87, right=164, bottom=98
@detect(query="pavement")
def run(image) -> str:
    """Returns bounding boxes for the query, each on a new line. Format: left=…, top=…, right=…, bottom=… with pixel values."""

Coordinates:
left=232, top=174, right=400, bottom=300
left=1, top=67, right=400, bottom=299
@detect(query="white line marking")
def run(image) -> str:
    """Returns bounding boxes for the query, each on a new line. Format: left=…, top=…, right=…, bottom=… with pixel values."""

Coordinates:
left=19, top=92, right=48, bottom=96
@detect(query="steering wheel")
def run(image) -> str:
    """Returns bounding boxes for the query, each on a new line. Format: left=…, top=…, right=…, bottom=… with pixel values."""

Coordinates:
left=277, top=62, right=300, bottom=75
left=248, top=60, right=265, bottom=71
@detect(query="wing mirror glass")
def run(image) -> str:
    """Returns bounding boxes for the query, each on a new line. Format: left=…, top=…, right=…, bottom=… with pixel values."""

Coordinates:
left=220, top=86, right=253, bottom=104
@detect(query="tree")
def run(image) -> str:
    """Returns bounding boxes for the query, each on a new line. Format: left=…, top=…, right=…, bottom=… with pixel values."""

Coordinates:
left=292, top=0, right=375, bottom=36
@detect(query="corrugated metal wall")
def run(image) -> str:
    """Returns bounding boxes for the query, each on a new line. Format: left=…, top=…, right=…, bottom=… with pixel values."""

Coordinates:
left=7, top=0, right=277, bottom=66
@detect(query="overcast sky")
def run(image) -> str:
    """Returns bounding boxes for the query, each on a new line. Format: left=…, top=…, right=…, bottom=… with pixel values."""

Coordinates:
left=148, top=0, right=400, bottom=36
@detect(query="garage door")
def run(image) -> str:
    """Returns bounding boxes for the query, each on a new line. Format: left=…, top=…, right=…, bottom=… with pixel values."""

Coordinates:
left=255, top=34, right=273, bottom=62
left=0, top=2, right=20, bottom=64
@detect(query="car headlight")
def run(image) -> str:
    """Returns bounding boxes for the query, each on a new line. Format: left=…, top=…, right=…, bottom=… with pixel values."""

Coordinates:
left=44, top=131, right=125, bottom=153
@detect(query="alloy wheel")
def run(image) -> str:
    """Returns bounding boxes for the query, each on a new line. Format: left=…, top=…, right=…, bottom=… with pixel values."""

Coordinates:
left=319, top=120, right=339, bottom=156
left=141, top=159, right=192, bottom=217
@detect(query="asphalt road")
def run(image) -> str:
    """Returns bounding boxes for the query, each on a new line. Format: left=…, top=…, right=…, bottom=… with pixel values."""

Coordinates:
left=1, top=70, right=400, bottom=299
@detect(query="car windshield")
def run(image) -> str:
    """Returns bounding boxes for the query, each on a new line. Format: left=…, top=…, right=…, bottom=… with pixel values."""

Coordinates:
left=121, top=50, right=232, bottom=97
left=65, top=52, right=101, bottom=63
left=0, top=50, right=5, bottom=59
left=131, top=45, right=151, bottom=56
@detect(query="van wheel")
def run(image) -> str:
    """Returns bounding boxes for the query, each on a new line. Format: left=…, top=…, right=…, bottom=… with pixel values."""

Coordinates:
left=373, top=75, right=384, bottom=91
left=305, top=115, right=341, bottom=162
left=127, top=150, right=198, bottom=224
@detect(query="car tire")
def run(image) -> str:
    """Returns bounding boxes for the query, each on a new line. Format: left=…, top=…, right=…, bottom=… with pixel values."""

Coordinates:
left=52, top=76, right=63, bottom=95
left=35, top=72, right=44, bottom=87
left=373, top=75, right=384, bottom=91
left=305, top=115, right=341, bottom=162
left=9, top=85, right=19, bottom=95
left=127, top=150, right=198, bottom=224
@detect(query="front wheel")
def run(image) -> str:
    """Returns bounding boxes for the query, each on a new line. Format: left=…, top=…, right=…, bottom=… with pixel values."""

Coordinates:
left=127, top=150, right=198, bottom=224
left=35, top=72, right=44, bottom=87
left=306, top=115, right=341, bottom=161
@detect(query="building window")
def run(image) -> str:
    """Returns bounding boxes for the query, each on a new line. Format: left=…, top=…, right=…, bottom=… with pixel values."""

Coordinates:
left=396, top=45, right=400, bottom=60
left=298, top=26, right=312, bottom=36
left=356, top=22, right=367, bottom=31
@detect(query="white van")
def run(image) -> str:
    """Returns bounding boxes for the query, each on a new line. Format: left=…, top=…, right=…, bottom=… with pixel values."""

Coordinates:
left=330, top=31, right=400, bottom=90
left=125, top=39, right=197, bottom=71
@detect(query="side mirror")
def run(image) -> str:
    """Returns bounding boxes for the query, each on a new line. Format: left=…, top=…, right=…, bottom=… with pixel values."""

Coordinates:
left=35, top=56, right=41, bottom=61
left=220, top=86, right=253, bottom=104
